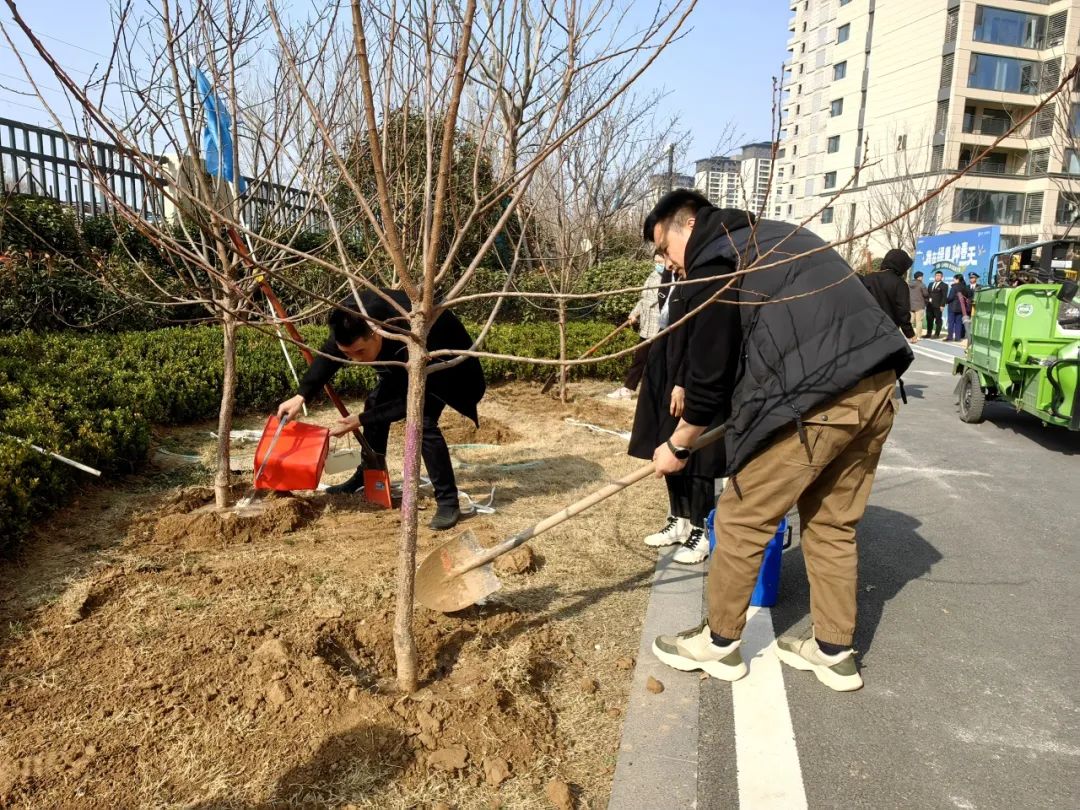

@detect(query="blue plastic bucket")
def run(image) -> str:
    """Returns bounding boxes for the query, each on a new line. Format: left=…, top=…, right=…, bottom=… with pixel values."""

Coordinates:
left=706, top=510, right=786, bottom=608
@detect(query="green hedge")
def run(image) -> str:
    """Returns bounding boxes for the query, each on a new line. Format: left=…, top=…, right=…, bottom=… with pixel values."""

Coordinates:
left=0, top=320, right=632, bottom=551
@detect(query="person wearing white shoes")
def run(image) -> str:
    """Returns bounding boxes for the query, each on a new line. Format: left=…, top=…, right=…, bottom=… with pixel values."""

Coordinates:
left=607, top=253, right=668, bottom=400
left=628, top=254, right=723, bottom=564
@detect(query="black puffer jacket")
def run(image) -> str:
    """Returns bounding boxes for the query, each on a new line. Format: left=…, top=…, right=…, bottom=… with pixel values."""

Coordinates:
left=862, top=270, right=915, bottom=338
left=298, top=290, right=486, bottom=425
left=678, top=210, right=913, bottom=474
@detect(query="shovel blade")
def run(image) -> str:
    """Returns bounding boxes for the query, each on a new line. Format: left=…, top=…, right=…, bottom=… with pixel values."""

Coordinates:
left=364, top=469, right=394, bottom=510
left=416, top=530, right=503, bottom=613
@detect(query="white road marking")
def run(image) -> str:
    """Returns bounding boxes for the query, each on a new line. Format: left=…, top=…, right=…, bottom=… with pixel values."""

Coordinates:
left=732, top=606, right=808, bottom=809
left=903, top=368, right=953, bottom=377
left=912, top=344, right=960, bottom=364
left=877, top=465, right=992, bottom=477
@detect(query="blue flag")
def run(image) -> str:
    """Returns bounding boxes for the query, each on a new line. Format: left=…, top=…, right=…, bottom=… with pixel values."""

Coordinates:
left=195, top=69, right=240, bottom=186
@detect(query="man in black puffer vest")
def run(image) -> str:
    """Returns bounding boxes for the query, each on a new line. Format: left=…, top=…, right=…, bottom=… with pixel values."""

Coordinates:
left=647, top=190, right=912, bottom=692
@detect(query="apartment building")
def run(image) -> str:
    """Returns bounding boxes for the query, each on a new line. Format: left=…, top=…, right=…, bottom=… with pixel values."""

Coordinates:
left=694, top=143, right=778, bottom=214
left=777, top=0, right=1080, bottom=254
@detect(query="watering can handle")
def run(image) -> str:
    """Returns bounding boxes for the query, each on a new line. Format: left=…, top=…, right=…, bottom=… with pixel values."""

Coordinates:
left=460, top=423, right=728, bottom=573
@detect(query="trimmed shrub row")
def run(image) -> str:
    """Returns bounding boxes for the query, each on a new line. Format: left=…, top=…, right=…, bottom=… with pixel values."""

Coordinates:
left=0, top=321, right=634, bottom=551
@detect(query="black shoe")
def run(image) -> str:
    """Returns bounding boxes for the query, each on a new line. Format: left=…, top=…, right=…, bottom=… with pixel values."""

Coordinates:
left=429, top=505, right=461, bottom=531
left=325, top=468, right=364, bottom=495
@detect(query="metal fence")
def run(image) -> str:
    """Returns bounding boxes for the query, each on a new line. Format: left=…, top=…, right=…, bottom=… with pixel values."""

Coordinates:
left=0, top=117, right=165, bottom=220
left=0, top=116, right=324, bottom=230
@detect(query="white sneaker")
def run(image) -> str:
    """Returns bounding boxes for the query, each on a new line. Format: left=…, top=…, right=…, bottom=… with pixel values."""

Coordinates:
left=652, top=622, right=747, bottom=681
left=644, top=516, right=688, bottom=547
left=673, top=526, right=709, bottom=564
left=606, top=386, right=634, bottom=400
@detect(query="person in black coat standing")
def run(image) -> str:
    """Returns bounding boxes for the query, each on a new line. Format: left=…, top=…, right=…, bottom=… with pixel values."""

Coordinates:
left=926, top=269, right=948, bottom=338
left=945, top=273, right=972, bottom=342
left=861, top=249, right=917, bottom=342
left=277, top=289, right=486, bottom=530
left=629, top=262, right=726, bottom=564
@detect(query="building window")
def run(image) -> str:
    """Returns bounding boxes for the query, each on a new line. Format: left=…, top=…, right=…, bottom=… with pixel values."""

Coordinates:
left=1064, top=149, right=1080, bottom=174
left=821, top=207, right=834, bottom=224
left=824, top=171, right=837, bottom=189
left=830, top=98, right=844, bottom=116
left=833, top=61, right=847, bottom=81
left=973, top=6, right=1047, bottom=50
left=827, top=135, right=841, bottom=153
left=840, top=0, right=852, bottom=6
left=1071, top=103, right=1080, bottom=137
left=1055, top=192, right=1080, bottom=226
left=968, top=53, right=1041, bottom=94
left=953, top=189, right=1024, bottom=225
left=837, top=24, right=850, bottom=44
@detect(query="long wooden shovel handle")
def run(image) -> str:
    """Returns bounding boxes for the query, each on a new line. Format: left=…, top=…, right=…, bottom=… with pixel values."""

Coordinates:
left=456, top=423, right=727, bottom=574
left=540, top=319, right=634, bottom=394
left=226, top=228, right=382, bottom=470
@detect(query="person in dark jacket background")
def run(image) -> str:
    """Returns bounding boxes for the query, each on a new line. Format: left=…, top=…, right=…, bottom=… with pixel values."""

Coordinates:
left=862, top=248, right=917, bottom=342
left=277, top=289, right=486, bottom=530
left=945, top=273, right=972, bottom=342
left=908, top=270, right=929, bottom=339
left=644, top=190, right=912, bottom=692
left=629, top=262, right=725, bottom=564
left=927, top=269, right=948, bottom=338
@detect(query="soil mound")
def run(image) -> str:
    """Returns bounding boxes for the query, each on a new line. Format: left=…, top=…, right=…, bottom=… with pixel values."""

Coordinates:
left=439, top=413, right=521, bottom=446
left=151, top=495, right=317, bottom=549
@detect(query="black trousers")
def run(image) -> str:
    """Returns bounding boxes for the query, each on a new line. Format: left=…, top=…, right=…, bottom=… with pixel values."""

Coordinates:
left=362, top=398, right=459, bottom=509
left=622, top=338, right=650, bottom=390
left=927, top=305, right=943, bottom=336
left=665, top=473, right=715, bottom=527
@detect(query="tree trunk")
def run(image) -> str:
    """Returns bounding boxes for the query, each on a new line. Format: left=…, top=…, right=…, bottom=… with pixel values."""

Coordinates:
left=214, top=312, right=238, bottom=509
left=557, top=297, right=569, bottom=403
left=393, top=333, right=428, bottom=693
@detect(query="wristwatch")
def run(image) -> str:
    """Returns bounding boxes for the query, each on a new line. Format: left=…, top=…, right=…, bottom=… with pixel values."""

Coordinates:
left=665, top=438, right=691, bottom=460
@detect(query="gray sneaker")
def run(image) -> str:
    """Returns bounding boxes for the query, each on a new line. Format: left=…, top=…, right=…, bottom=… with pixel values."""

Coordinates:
left=773, top=630, right=863, bottom=692
left=652, top=622, right=747, bottom=681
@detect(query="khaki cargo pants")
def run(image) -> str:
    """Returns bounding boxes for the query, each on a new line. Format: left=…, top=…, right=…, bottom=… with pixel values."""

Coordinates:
left=708, top=370, right=897, bottom=646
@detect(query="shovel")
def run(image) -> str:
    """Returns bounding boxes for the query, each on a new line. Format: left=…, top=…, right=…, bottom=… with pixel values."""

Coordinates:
left=226, top=227, right=393, bottom=509
left=416, top=423, right=727, bottom=612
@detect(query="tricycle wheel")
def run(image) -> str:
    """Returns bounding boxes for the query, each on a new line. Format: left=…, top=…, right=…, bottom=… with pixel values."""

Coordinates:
left=959, top=369, right=987, bottom=424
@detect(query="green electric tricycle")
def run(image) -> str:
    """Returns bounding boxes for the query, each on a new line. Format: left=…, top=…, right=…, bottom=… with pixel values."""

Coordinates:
left=954, top=239, right=1080, bottom=430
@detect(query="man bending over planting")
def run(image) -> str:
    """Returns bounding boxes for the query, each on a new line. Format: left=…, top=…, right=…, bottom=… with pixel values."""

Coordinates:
left=277, top=289, right=486, bottom=530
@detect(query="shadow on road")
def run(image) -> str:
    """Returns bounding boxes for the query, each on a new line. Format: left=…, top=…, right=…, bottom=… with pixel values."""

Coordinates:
left=770, top=505, right=942, bottom=658
left=978, top=406, right=1080, bottom=455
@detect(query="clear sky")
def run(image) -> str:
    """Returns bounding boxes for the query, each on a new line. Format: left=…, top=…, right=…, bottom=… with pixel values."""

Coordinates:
left=0, top=1, right=792, bottom=173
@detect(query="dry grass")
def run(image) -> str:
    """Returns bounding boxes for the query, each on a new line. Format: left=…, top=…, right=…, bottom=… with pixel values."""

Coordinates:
left=0, top=382, right=669, bottom=809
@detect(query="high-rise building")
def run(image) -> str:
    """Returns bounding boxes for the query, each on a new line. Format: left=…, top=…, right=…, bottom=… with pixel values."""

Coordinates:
left=694, top=143, right=778, bottom=214
left=777, top=0, right=1080, bottom=254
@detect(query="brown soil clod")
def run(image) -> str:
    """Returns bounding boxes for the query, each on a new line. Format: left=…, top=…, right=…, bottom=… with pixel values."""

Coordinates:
left=578, top=676, right=599, bottom=695
left=427, top=746, right=469, bottom=772
left=493, top=544, right=535, bottom=575
left=614, top=656, right=634, bottom=671
left=483, top=756, right=511, bottom=787
left=545, top=778, right=575, bottom=810
left=645, top=676, right=665, bottom=694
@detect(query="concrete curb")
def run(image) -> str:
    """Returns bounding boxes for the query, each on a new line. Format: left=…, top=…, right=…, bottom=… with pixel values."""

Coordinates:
left=608, top=548, right=708, bottom=809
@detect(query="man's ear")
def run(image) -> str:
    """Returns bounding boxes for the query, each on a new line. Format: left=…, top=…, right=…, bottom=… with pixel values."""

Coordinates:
left=686, top=216, right=696, bottom=230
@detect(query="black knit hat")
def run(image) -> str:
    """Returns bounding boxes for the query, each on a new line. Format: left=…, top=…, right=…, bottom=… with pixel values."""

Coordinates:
left=881, top=248, right=913, bottom=275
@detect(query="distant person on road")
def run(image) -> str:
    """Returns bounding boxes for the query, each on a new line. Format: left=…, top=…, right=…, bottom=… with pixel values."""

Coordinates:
left=909, top=270, right=929, bottom=338
left=862, top=248, right=917, bottom=343
left=608, top=253, right=668, bottom=400
left=643, top=190, right=912, bottom=692
left=629, top=260, right=724, bottom=565
left=945, top=273, right=971, bottom=342
left=927, top=270, right=948, bottom=338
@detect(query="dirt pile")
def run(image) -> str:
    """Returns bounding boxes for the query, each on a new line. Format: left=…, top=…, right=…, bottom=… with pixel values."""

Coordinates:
left=142, top=487, right=319, bottom=549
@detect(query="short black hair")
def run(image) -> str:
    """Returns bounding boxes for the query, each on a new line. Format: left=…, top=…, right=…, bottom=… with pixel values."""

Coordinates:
left=934, top=269, right=944, bottom=276
left=914, top=271, right=924, bottom=279
left=643, top=189, right=712, bottom=241
left=953, top=273, right=964, bottom=282
left=328, top=304, right=374, bottom=345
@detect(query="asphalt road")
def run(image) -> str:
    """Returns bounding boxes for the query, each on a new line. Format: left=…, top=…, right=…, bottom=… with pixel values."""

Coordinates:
left=698, top=341, right=1080, bottom=810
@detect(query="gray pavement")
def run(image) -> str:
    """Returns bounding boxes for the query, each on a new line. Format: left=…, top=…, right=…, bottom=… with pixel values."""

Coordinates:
left=645, top=344, right=1079, bottom=810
